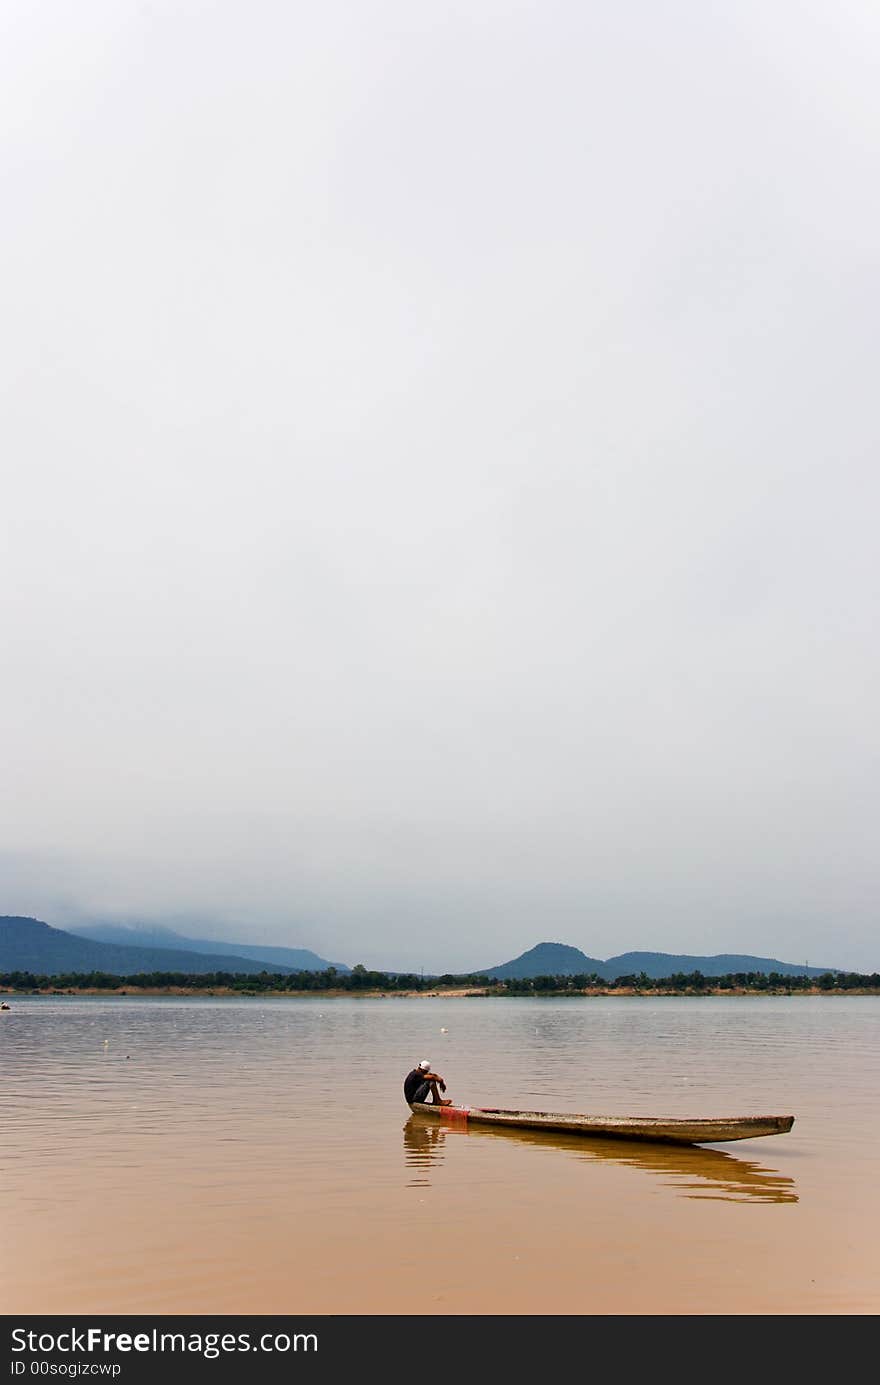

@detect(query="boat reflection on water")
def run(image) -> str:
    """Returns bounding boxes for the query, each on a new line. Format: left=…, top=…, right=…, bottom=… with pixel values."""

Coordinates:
left=403, top=1114, right=447, bottom=1186
left=403, top=1113, right=797, bottom=1204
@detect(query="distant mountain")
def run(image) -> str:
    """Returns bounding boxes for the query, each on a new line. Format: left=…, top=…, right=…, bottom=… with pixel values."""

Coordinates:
left=0, top=916, right=309, bottom=977
left=484, top=941, right=839, bottom=981
left=601, top=951, right=838, bottom=980
left=68, top=923, right=350, bottom=975
left=2, top=918, right=843, bottom=983
left=485, top=942, right=607, bottom=980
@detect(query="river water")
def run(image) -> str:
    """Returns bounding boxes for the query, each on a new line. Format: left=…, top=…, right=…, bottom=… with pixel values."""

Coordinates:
left=2, top=994, right=878, bottom=1315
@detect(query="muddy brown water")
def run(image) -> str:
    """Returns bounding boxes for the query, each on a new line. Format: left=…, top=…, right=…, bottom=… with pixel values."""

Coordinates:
left=2, top=995, right=878, bottom=1314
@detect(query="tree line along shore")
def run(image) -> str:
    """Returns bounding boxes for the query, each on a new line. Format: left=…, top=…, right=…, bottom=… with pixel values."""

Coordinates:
left=1, top=965, right=878, bottom=997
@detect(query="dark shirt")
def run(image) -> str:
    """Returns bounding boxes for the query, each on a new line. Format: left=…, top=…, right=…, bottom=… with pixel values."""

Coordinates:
left=404, top=1068, right=430, bottom=1103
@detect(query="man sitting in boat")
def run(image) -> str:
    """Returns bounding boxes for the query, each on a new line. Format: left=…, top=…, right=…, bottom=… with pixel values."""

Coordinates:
left=404, top=1059, right=452, bottom=1107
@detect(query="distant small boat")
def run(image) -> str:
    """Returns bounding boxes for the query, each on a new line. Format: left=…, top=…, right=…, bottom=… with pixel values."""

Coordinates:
left=408, top=1102, right=794, bottom=1146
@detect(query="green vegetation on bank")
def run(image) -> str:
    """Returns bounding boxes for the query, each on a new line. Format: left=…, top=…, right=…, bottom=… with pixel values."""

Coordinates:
left=496, top=969, right=880, bottom=993
left=0, top=964, right=465, bottom=993
left=1, top=965, right=878, bottom=994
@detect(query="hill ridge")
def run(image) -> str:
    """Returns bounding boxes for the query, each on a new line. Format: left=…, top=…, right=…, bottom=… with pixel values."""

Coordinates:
left=67, top=923, right=349, bottom=974
left=0, top=919, right=844, bottom=980
left=0, top=916, right=316, bottom=977
left=484, top=940, right=839, bottom=981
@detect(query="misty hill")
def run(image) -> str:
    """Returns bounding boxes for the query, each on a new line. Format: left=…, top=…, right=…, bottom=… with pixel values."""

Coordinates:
left=484, top=941, right=838, bottom=981
left=485, top=942, right=607, bottom=980
left=68, top=923, right=350, bottom=975
left=602, top=951, right=837, bottom=980
left=0, top=916, right=305, bottom=977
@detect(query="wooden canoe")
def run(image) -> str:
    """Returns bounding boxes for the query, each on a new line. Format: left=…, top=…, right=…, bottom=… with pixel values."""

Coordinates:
left=408, top=1102, right=794, bottom=1145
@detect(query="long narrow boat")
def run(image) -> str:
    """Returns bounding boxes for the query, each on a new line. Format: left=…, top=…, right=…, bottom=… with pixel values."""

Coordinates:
left=409, top=1102, right=794, bottom=1145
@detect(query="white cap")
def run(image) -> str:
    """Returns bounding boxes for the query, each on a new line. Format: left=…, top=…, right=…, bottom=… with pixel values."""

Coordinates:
left=418, top=1059, right=431, bottom=1070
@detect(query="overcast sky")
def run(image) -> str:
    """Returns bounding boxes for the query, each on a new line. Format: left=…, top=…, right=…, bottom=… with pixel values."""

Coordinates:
left=2, top=1, right=878, bottom=973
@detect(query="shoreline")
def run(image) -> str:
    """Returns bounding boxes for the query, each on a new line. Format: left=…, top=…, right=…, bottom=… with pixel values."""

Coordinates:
left=3, top=985, right=879, bottom=998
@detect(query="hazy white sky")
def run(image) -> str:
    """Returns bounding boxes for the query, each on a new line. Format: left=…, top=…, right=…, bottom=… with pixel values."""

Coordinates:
left=2, top=1, right=878, bottom=972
